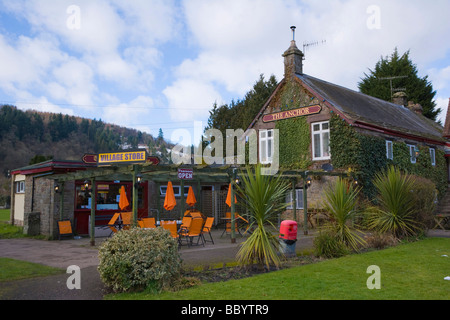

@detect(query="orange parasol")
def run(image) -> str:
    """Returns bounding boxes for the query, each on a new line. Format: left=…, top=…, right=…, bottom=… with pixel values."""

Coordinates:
left=225, top=183, right=237, bottom=207
left=186, top=186, right=197, bottom=207
left=118, top=186, right=129, bottom=210
left=164, top=181, right=176, bottom=211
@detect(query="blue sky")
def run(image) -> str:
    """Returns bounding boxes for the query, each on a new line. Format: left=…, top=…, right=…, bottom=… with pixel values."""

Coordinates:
left=1, top=0, right=449, bottom=144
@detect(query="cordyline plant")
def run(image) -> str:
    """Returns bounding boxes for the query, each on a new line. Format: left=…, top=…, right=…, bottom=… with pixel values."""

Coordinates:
left=235, top=164, right=290, bottom=270
left=321, top=177, right=366, bottom=252
left=367, top=166, right=419, bottom=239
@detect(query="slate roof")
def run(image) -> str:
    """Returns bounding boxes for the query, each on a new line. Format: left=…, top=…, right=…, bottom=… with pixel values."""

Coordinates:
left=296, top=74, right=444, bottom=143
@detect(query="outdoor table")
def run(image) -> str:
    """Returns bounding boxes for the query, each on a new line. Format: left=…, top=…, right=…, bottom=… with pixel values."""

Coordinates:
left=220, top=217, right=243, bottom=237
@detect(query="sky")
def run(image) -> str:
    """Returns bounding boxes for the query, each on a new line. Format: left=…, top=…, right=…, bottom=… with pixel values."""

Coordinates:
left=1, top=0, right=450, bottom=145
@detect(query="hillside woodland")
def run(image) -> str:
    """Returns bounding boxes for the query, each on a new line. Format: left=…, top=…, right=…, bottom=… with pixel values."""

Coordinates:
left=0, top=105, right=172, bottom=206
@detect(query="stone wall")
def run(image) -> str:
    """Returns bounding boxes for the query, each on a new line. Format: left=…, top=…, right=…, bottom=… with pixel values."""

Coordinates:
left=27, top=177, right=75, bottom=238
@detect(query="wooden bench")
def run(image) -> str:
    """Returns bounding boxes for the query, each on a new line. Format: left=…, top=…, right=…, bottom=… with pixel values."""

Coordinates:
left=434, top=214, right=450, bottom=230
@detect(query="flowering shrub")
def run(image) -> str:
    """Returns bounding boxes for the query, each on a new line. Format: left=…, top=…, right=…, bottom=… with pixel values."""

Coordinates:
left=98, top=227, right=181, bottom=293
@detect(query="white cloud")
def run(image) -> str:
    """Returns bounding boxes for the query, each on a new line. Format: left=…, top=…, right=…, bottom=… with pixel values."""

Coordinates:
left=163, top=78, right=224, bottom=122
left=101, top=95, right=155, bottom=133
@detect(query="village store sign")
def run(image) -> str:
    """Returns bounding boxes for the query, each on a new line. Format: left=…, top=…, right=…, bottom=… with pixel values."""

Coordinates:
left=262, top=104, right=321, bottom=123
left=97, top=150, right=147, bottom=165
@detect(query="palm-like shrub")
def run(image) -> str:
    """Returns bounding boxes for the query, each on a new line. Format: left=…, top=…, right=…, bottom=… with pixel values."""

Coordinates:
left=367, top=166, right=418, bottom=239
left=235, top=164, right=290, bottom=269
left=321, top=177, right=365, bottom=251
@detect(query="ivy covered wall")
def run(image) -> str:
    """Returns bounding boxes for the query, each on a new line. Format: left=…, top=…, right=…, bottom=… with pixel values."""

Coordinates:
left=329, top=114, right=447, bottom=199
left=274, top=81, right=314, bottom=169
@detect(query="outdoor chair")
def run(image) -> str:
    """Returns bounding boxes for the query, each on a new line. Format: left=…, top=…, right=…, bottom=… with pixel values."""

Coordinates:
left=57, top=220, right=73, bottom=240
left=179, top=216, right=192, bottom=231
left=120, top=212, right=133, bottom=230
left=107, top=212, right=121, bottom=236
left=190, top=210, right=203, bottom=219
left=201, top=217, right=215, bottom=244
left=179, top=217, right=205, bottom=247
left=141, top=217, right=156, bottom=228
left=160, top=220, right=180, bottom=243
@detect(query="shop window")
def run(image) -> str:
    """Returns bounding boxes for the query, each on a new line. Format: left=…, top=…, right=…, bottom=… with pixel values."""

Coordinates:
left=96, top=184, right=121, bottom=210
left=15, top=181, right=25, bottom=194
left=430, top=148, right=436, bottom=166
left=286, top=189, right=304, bottom=209
left=386, top=140, right=393, bottom=160
left=259, top=129, right=274, bottom=164
left=312, top=121, right=330, bottom=160
left=75, top=184, right=91, bottom=209
left=75, top=182, right=128, bottom=210
left=407, top=144, right=417, bottom=164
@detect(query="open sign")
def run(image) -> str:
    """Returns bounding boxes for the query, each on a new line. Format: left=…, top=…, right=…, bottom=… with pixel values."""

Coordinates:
left=178, top=168, right=193, bottom=180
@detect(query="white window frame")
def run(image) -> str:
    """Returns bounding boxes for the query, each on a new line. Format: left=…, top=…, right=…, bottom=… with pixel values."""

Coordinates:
left=407, top=144, right=417, bottom=164
left=386, top=140, right=393, bottom=160
left=286, top=189, right=304, bottom=210
left=311, top=121, right=331, bottom=161
left=259, top=129, right=274, bottom=164
left=160, top=185, right=189, bottom=197
left=15, top=181, right=25, bottom=194
left=430, top=148, right=436, bottom=166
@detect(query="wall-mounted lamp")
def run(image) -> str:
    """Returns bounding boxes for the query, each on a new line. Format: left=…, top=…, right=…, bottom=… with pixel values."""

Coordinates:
left=54, top=184, right=60, bottom=193
left=414, top=145, right=420, bottom=158
left=83, top=180, right=91, bottom=197
left=306, top=177, right=312, bottom=189
left=353, top=178, right=359, bottom=187
left=135, top=173, right=143, bottom=188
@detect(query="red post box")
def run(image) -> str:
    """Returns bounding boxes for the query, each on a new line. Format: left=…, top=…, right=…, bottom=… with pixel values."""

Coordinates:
left=279, top=220, right=298, bottom=241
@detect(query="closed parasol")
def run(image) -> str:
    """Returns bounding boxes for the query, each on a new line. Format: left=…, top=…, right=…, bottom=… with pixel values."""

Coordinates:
left=164, top=181, right=176, bottom=211
left=118, top=186, right=129, bottom=210
left=186, top=186, right=196, bottom=207
left=225, top=183, right=237, bottom=207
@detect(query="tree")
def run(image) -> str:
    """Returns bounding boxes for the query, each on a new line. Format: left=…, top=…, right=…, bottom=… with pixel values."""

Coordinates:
left=157, top=128, right=164, bottom=144
left=235, top=164, right=290, bottom=269
left=358, top=48, right=440, bottom=121
left=206, top=74, right=278, bottom=133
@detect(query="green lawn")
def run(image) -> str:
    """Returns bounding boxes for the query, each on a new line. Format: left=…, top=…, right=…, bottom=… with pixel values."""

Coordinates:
left=0, top=209, right=10, bottom=222
left=0, top=209, right=27, bottom=239
left=108, top=238, right=450, bottom=300
left=0, top=258, right=63, bottom=282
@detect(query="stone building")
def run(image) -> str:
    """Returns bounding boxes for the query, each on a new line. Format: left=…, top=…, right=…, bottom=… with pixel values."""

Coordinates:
left=246, top=37, right=449, bottom=224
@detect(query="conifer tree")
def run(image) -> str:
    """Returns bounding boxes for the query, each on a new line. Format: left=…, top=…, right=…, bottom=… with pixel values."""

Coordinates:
left=358, top=48, right=440, bottom=121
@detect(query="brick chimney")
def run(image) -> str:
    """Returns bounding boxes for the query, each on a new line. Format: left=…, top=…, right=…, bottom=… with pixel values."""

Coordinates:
left=393, top=92, right=407, bottom=106
left=407, top=101, right=423, bottom=115
left=283, top=27, right=304, bottom=78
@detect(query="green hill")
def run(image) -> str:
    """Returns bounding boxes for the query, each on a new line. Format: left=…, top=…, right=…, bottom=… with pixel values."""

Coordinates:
left=0, top=105, right=172, bottom=206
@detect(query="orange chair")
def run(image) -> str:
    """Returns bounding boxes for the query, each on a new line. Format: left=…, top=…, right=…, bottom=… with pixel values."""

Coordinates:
left=57, top=220, right=73, bottom=240
left=120, top=212, right=133, bottom=229
left=161, top=220, right=180, bottom=243
left=107, top=213, right=121, bottom=235
left=141, top=217, right=156, bottom=228
left=180, top=216, right=192, bottom=231
left=223, top=212, right=238, bottom=236
left=190, top=211, right=203, bottom=219
left=179, top=217, right=205, bottom=247
left=201, top=217, right=215, bottom=244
